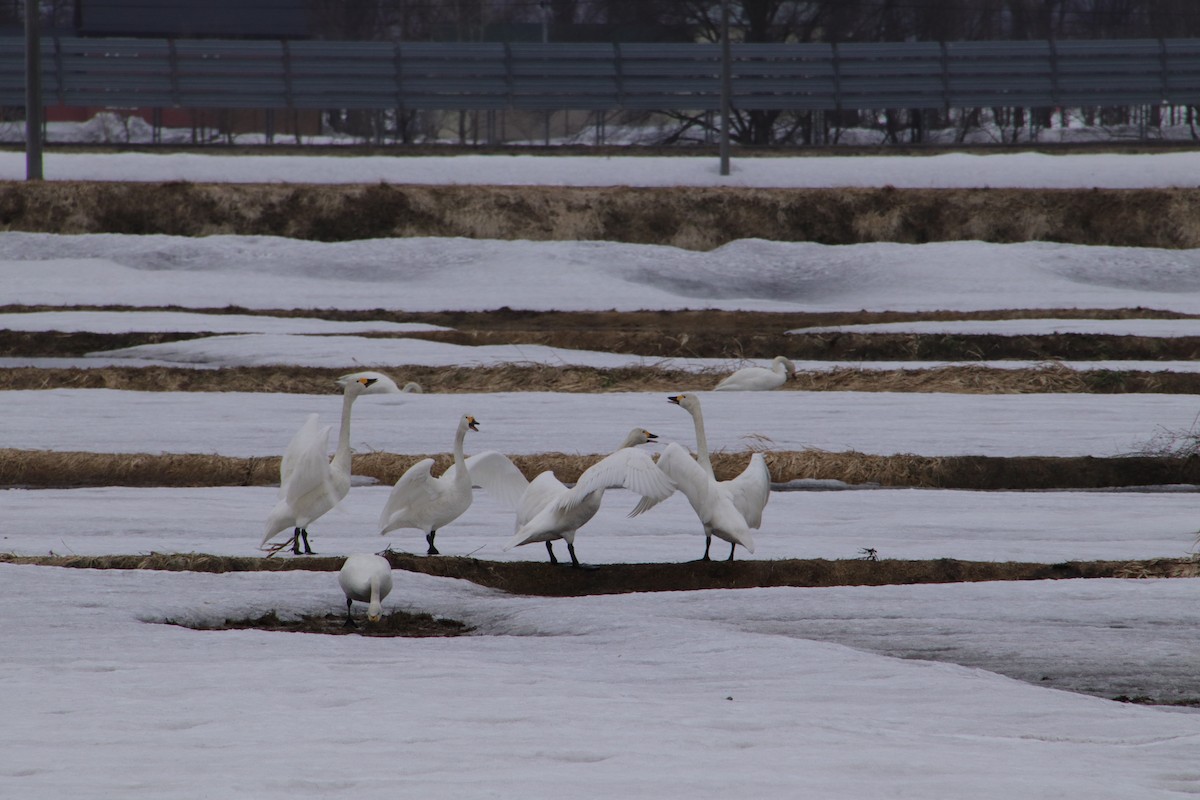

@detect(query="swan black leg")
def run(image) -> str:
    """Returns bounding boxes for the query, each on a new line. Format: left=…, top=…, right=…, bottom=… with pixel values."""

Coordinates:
left=545, top=541, right=558, bottom=564
left=426, top=531, right=439, bottom=556
left=344, top=597, right=357, bottom=628
left=299, top=528, right=314, bottom=555
left=290, top=527, right=303, bottom=555
left=566, top=542, right=599, bottom=570
left=700, top=533, right=713, bottom=562
left=727, top=541, right=736, bottom=561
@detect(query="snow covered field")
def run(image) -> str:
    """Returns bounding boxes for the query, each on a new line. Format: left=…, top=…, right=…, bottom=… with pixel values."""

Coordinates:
left=4, top=151, right=1200, bottom=799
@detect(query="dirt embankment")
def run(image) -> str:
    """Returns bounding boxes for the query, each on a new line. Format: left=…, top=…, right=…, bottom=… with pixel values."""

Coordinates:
left=3, top=550, right=1195, bottom=597
left=5, top=181, right=1200, bottom=249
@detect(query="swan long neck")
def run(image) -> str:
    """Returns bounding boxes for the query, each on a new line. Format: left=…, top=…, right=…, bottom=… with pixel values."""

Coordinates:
left=367, top=575, right=382, bottom=620
left=331, top=390, right=357, bottom=472
left=689, top=405, right=714, bottom=477
left=452, top=418, right=469, bottom=479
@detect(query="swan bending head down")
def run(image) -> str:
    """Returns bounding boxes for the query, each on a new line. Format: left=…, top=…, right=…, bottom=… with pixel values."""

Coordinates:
left=338, top=553, right=394, bottom=625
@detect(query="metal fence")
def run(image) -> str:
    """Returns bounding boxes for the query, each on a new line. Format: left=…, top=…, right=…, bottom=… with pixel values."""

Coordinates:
left=3, top=36, right=1200, bottom=113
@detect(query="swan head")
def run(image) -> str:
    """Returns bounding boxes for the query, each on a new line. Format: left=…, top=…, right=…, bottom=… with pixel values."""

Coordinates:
left=366, top=600, right=383, bottom=623
left=774, top=356, right=797, bottom=377
left=668, top=393, right=701, bottom=413
left=464, top=415, right=480, bottom=432
left=620, top=428, right=658, bottom=448
left=337, top=371, right=400, bottom=395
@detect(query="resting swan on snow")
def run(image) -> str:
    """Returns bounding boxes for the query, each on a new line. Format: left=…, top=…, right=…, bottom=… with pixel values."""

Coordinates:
left=713, top=356, right=796, bottom=391
left=632, top=393, right=770, bottom=561
left=491, top=428, right=676, bottom=567
left=338, top=553, right=393, bottom=626
left=261, top=372, right=393, bottom=555
left=378, top=414, right=480, bottom=555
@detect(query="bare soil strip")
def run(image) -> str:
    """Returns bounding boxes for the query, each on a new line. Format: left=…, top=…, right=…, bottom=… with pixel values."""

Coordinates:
left=5, top=307, right=1200, bottom=363
left=4, top=182, right=1200, bottom=249
left=4, top=550, right=1196, bottom=596
left=4, top=448, right=1197, bottom=490
left=170, top=608, right=473, bottom=637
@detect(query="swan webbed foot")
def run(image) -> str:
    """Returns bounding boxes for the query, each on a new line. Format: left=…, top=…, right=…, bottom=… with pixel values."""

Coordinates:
left=426, top=532, right=439, bottom=556
left=545, top=541, right=559, bottom=564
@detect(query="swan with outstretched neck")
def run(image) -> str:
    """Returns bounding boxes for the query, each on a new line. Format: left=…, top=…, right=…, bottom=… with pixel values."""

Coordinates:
left=633, top=393, right=770, bottom=561
left=338, top=553, right=393, bottom=626
left=492, top=427, right=675, bottom=567
left=261, top=372, right=392, bottom=555
left=378, top=414, right=479, bottom=555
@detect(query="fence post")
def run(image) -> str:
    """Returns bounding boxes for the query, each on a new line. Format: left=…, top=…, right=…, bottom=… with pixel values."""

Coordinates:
left=719, top=0, right=731, bottom=176
left=24, top=0, right=42, bottom=181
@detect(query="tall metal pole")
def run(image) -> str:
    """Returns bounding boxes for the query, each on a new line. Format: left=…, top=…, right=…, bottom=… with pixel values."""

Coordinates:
left=719, top=0, right=731, bottom=176
left=24, top=0, right=43, bottom=181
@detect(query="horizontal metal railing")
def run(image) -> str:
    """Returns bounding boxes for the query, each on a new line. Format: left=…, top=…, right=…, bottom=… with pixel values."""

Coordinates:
left=2, top=36, right=1199, bottom=112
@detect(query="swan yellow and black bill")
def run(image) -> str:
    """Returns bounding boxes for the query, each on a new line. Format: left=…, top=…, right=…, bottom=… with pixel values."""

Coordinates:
left=467, top=416, right=480, bottom=431
left=359, top=377, right=378, bottom=388
left=668, top=394, right=683, bottom=405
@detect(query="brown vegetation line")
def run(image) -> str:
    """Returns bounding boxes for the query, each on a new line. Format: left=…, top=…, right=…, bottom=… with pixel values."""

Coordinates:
left=2, top=551, right=1196, bottom=597
left=4, top=447, right=1198, bottom=490
left=4, top=362, right=1200, bottom=394
left=4, top=181, right=1200, bottom=248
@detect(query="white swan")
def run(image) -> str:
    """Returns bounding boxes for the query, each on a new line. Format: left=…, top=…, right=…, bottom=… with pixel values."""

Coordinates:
left=378, top=414, right=479, bottom=555
left=497, top=428, right=676, bottom=567
left=633, top=393, right=770, bottom=561
left=713, top=356, right=796, bottom=391
left=338, top=553, right=393, bottom=626
left=261, top=372, right=391, bottom=555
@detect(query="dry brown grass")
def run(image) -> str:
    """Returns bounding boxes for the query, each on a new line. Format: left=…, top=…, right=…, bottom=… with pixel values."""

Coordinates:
left=5, top=182, right=1200, bottom=249
left=5, top=549, right=1196, bottom=596
left=2, top=361, right=1200, bottom=395
left=6, top=446, right=1200, bottom=490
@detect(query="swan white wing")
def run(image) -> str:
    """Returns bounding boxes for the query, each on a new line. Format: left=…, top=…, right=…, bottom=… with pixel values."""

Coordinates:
left=261, top=428, right=338, bottom=544
left=714, top=366, right=785, bottom=392
left=563, top=448, right=675, bottom=512
left=516, top=471, right=568, bottom=529
left=725, top=452, right=771, bottom=529
left=461, top=450, right=529, bottom=513
left=377, top=458, right=438, bottom=532
left=629, top=443, right=707, bottom=517
left=279, top=413, right=323, bottom=492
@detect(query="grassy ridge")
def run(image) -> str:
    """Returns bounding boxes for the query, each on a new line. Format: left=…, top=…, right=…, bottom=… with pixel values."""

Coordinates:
left=4, top=181, right=1200, bottom=248
left=3, top=447, right=1197, bottom=490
